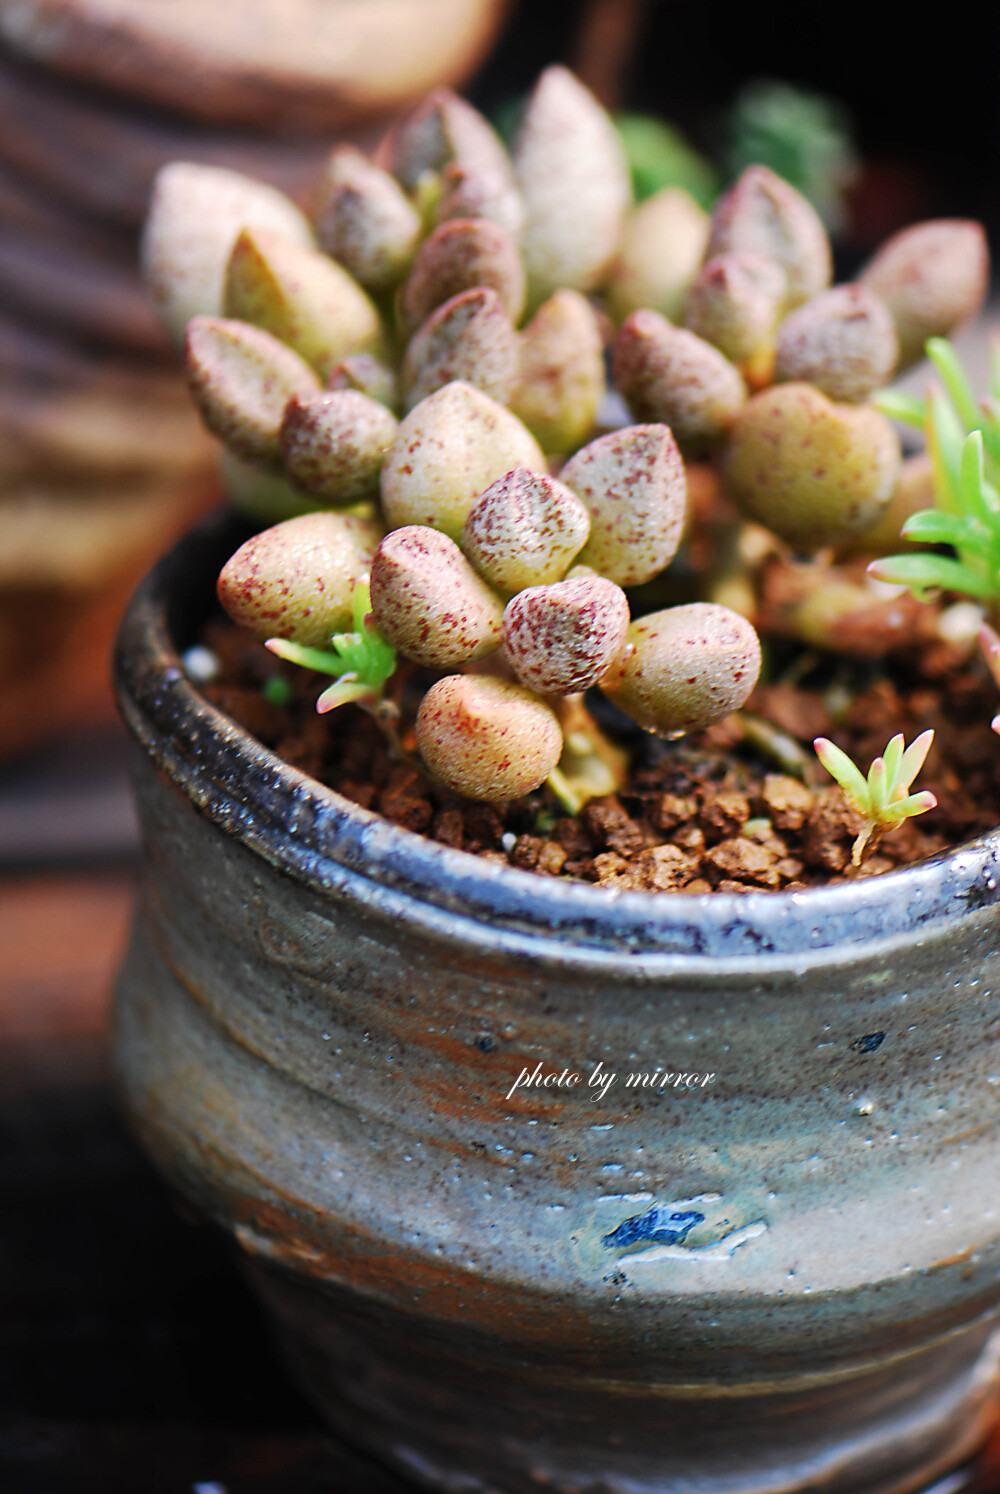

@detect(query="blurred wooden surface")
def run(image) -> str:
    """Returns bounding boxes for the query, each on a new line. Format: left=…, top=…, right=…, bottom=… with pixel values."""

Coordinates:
left=1, top=866, right=999, bottom=1493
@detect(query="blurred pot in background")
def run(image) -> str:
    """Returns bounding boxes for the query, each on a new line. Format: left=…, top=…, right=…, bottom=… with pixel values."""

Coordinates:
left=0, top=0, right=509, bottom=758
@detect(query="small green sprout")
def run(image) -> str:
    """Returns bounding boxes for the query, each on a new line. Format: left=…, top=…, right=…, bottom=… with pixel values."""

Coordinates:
left=813, top=730, right=937, bottom=866
left=265, top=577, right=397, bottom=715
left=870, top=338, right=1000, bottom=603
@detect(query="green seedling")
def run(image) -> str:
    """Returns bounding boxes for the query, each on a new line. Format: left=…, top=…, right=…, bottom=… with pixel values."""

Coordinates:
left=870, top=339, right=1000, bottom=604
left=266, top=577, right=397, bottom=715
left=813, top=731, right=937, bottom=865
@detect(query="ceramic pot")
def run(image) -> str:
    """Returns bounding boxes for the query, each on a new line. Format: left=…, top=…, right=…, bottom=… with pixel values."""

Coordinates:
left=113, top=511, right=1000, bottom=1494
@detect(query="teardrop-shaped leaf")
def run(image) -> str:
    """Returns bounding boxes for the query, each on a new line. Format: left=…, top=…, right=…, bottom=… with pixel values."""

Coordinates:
left=898, top=729, right=934, bottom=789
left=899, top=509, right=990, bottom=553
left=882, top=733, right=904, bottom=787
left=868, top=551, right=999, bottom=600
left=867, top=755, right=888, bottom=815
left=872, top=389, right=927, bottom=429
left=959, top=429, right=994, bottom=526
left=814, top=737, right=869, bottom=812
left=927, top=337, right=980, bottom=433
left=883, top=789, right=937, bottom=821
left=926, top=387, right=965, bottom=516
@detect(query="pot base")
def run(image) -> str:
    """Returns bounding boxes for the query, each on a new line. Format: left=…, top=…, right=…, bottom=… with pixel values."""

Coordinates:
left=250, top=1260, right=1000, bottom=1494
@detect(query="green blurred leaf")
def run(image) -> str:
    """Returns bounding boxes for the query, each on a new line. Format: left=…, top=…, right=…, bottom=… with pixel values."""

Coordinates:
left=614, top=113, right=719, bottom=206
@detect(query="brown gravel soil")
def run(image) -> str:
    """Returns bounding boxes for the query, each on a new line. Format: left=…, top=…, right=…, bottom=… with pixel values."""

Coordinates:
left=197, top=615, right=1000, bottom=893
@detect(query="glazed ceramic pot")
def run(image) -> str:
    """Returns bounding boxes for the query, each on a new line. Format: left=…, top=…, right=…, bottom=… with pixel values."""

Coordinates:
left=113, top=511, right=1000, bottom=1494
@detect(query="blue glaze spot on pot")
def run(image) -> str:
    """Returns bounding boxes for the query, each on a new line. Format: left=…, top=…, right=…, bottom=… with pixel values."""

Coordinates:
left=602, top=1204, right=705, bottom=1251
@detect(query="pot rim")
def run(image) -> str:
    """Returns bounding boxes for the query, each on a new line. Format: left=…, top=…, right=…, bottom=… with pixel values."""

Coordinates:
left=114, top=507, right=1000, bottom=962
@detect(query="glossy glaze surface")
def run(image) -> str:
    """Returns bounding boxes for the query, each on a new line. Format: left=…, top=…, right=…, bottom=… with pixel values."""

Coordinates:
left=114, top=513, right=1000, bottom=1493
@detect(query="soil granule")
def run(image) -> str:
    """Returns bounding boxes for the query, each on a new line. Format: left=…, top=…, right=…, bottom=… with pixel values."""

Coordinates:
left=198, top=617, right=1000, bottom=893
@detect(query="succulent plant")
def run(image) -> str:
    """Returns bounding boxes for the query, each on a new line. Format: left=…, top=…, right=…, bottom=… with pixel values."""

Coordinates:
left=144, top=64, right=987, bottom=846
left=514, top=65, right=631, bottom=309
left=501, top=575, right=630, bottom=696
left=509, top=289, right=605, bottom=454
left=603, top=603, right=762, bottom=735
left=685, top=253, right=787, bottom=381
left=326, top=352, right=400, bottom=412
left=460, top=467, right=590, bottom=594
left=705, top=164, right=831, bottom=310
left=217, top=510, right=382, bottom=647
left=401, top=286, right=519, bottom=410
left=142, top=162, right=314, bottom=347
left=814, top=731, right=937, bottom=865
left=380, top=381, right=544, bottom=539
left=560, top=424, right=688, bottom=588
left=389, top=87, right=524, bottom=240
left=370, top=525, right=504, bottom=668
left=614, top=311, right=747, bottom=454
left=724, top=80, right=857, bottom=234
left=400, top=216, right=525, bottom=333
left=185, top=316, right=321, bottom=464
left=313, top=145, right=422, bottom=294
left=415, top=674, right=563, bottom=800
left=773, top=283, right=898, bottom=403
left=859, top=221, right=989, bottom=371
left=607, top=186, right=710, bottom=325
left=725, top=383, right=900, bottom=552
left=223, top=227, right=384, bottom=379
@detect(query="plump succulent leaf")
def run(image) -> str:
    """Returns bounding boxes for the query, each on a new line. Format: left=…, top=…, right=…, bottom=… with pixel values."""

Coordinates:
left=217, top=511, right=381, bottom=647
left=415, top=675, right=563, bottom=801
left=380, top=382, right=544, bottom=540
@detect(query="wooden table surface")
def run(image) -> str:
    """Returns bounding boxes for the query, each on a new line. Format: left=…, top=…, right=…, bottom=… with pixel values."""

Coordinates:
left=2, top=729, right=1000, bottom=1493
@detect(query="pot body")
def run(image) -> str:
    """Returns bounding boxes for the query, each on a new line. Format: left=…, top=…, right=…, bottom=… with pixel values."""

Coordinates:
left=114, top=515, right=1000, bottom=1494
